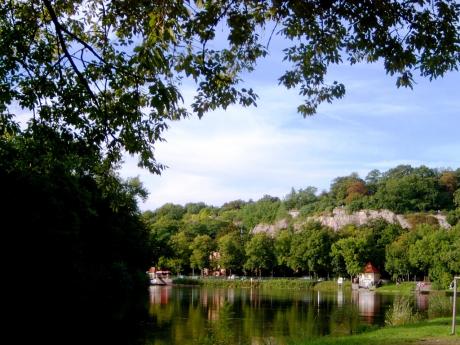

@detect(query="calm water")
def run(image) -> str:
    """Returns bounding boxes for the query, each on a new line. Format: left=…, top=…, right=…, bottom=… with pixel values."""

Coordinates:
left=145, top=286, right=436, bottom=345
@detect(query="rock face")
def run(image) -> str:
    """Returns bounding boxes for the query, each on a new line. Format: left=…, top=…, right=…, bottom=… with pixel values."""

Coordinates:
left=252, top=219, right=289, bottom=236
left=306, top=207, right=450, bottom=231
left=251, top=208, right=451, bottom=234
left=432, top=214, right=452, bottom=229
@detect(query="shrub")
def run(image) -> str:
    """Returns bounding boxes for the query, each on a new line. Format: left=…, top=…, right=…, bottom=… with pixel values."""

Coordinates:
left=428, top=294, right=452, bottom=318
left=385, top=296, right=421, bottom=326
left=446, top=209, right=460, bottom=226
left=405, top=214, right=439, bottom=228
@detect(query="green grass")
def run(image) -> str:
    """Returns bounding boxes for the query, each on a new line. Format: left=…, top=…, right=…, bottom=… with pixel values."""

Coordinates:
left=259, top=278, right=316, bottom=290
left=172, top=278, right=354, bottom=291
left=173, top=277, right=317, bottom=289
left=385, top=296, right=422, bottom=326
left=428, top=293, right=455, bottom=318
left=290, top=318, right=460, bottom=345
left=313, top=280, right=351, bottom=292
left=376, top=282, right=416, bottom=294
left=172, top=277, right=203, bottom=285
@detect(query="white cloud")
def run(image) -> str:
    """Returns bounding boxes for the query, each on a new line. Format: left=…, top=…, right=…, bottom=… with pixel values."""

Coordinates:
left=120, top=63, right=460, bottom=211
left=124, top=87, right=393, bottom=209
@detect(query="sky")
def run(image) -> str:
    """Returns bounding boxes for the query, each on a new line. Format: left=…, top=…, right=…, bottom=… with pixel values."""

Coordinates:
left=120, top=37, right=460, bottom=211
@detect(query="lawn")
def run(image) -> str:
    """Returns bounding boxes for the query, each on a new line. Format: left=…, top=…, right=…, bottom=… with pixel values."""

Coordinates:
left=291, top=318, right=460, bottom=345
left=376, top=282, right=416, bottom=294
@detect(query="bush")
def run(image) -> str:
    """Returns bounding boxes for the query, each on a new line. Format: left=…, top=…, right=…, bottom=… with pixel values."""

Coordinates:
left=173, top=277, right=203, bottom=285
left=385, top=296, right=421, bottom=326
left=428, top=294, right=452, bottom=318
left=405, top=214, right=439, bottom=228
left=446, top=209, right=460, bottom=226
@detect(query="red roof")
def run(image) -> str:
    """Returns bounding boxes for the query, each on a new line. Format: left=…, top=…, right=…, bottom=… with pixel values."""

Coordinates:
left=363, top=262, right=380, bottom=274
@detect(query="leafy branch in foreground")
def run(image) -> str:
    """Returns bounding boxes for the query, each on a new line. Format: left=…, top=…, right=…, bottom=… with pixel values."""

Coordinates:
left=1, top=0, right=459, bottom=173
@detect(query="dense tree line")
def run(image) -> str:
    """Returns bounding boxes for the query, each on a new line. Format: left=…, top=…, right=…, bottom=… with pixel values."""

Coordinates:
left=288, top=166, right=460, bottom=216
left=145, top=165, right=460, bottom=288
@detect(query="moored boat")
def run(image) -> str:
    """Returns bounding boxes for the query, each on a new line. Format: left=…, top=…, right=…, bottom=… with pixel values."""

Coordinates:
left=147, top=267, right=172, bottom=285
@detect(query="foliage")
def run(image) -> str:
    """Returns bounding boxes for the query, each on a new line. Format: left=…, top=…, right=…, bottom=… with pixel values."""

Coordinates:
left=145, top=165, right=460, bottom=286
left=244, top=233, right=275, bottom=276
left=313, top=280, right=351, bottom=292
left=408, top=224, right=459, bottom=287
left=446, top=208, right=460, bottom=226
left=3, top=1, right=459, bottom=174
left=284, top=186, right=318, bottom=210
left=240, top=195, right=281, bottom=229
left=217, top=232, right=245, bottom=274
left=385, top=296, right=421, bottom=326
left=172, top=277, right=203, bottom=286
left=289, top=318, right=459, bottom=345
left=190, top=234, right=214, bottom=274
left=455, top=189, right=460, bottom=207
left=289, top=223, right=334, bottom=276
left=4, top=2, right=460, bottom=340
left=428, top=294, right=453, bottom=318
left=376, top=282, right=416, bottom=295
left=169, top=231, right=192, bottom=274
left=374, top=168, right=443, bottom=212
left=184, top=277, right=317, bottom=290
left=1, top=131, right=152, bottom=337
left=274, top=229, right=292, bottom=270
left=331, top=235, right=369, bottom=277
left=385, top=235, right=413, bottom=280
left=439, top=171, right=458, bottom=194
left=405, top=214, right=439, bottom=228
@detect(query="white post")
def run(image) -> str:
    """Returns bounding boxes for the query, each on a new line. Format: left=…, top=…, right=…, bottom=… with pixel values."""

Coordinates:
left=452, top=277, right=459, bottom=335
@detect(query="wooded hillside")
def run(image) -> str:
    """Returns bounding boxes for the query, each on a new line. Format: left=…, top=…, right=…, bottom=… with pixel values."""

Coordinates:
left=144, top=165, right=460, bottom=287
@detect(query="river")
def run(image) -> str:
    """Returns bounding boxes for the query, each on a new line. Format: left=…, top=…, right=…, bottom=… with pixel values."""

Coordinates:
left=144, top=286, right=440, bottom=345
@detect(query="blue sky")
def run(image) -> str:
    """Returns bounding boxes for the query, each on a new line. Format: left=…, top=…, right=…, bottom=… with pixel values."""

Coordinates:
left=121, top=39, right=460, bottom=211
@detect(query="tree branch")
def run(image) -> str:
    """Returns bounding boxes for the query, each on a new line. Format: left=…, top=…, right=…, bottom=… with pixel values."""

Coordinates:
left=42, top=0, right=99, bottom=107
left=58, top=22, right=106, bottom=64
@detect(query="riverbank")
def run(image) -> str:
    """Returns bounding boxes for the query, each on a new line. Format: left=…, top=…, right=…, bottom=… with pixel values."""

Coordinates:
left=376, top=282, right=455, bottom=295
left=292, top=318, right=460, bottom=345
left=172, top=277, right=354, bottom=291
left=173, top=277, right=315, bottom=289
left=172, top=278, right=454, bottom=295
left=376, top=282, right=416, bottom=294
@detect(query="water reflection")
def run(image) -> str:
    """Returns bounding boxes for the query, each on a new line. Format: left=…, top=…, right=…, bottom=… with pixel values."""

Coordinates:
left=352, top=290, right=381, bottom=323
left=150, top=285, right=172, bottom=305
left=147, top=287, right=397, bottom=345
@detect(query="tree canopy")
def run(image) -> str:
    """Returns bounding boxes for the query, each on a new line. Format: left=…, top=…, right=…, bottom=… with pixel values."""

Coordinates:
left=2, top=0, right=459, bottom=173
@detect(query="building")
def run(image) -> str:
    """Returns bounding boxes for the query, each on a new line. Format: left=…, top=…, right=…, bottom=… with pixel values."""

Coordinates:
left=358, top=262, right=380, bottom=289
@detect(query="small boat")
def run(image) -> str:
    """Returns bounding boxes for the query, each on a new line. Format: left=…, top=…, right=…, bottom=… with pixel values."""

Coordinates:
left=147, top=267, right=172, bottom=286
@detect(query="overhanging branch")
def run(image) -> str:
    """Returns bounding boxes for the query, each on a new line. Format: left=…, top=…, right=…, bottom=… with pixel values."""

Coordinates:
left=42, top=0, right=99, bottom=107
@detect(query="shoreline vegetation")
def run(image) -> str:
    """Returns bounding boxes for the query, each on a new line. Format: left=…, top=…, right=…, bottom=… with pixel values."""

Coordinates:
left=291, top=317, right=460, bottom=345
left=172, top=277, right=349, bottom=290
left=172, top=277, right=456, bottom=294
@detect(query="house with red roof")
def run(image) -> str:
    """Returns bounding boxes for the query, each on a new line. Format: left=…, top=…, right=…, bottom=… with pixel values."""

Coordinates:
left=358, top=262, right=381, bottom=289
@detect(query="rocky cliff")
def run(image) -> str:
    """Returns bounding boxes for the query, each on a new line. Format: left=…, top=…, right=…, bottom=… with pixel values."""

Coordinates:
left=251, top=207, right=451, bottom=235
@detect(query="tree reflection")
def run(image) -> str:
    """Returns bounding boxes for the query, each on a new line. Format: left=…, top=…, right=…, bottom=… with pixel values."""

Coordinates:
left=146, top=287, right=395, bottom=345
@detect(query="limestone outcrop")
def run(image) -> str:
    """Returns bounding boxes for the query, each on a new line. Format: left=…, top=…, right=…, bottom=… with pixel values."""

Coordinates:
left=252, top=207, right=451, bottom=234
left=252, top=219, right=289, bottom=236
left=307, top=207, right=412, bottom=231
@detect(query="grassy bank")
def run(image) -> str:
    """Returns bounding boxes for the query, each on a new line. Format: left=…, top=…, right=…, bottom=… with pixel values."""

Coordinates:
left=291, top=318, right=460, bottom=345
left=376, top=282, right=416, bottom=294
left=313, top=280, right=351, bottom=292
left=173, top=277, right=318, bottom=289
left=172, top=278, right=355, bottom=291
